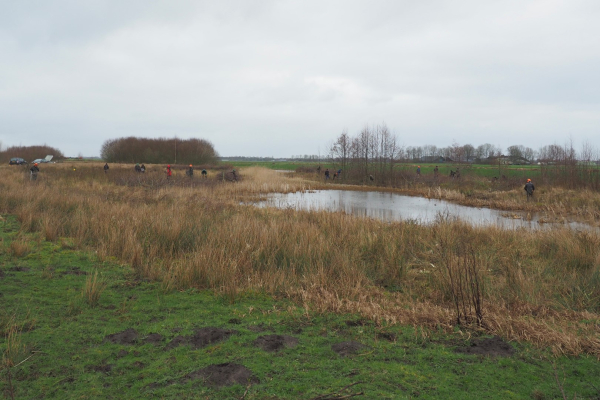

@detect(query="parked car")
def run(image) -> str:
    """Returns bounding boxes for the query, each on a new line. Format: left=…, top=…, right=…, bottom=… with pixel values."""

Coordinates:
left=31, top=155, right=55, bottom=164
left=9, top=157, right=27, bottom=165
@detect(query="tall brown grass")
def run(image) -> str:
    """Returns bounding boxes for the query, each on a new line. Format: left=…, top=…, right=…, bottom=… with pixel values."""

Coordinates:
left=1, top=164, right=599, bottom=356
left=82, top=270, right=107, bottom=308
left=8, top=237, right=31, bottom=258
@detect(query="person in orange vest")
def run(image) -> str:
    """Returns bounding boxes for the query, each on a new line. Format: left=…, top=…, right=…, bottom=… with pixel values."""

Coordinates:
left=166, top=164, right=172, bottom=179
left=30, top=162, right=40, bottom=181
left=524, top=178, right=535, bottom=201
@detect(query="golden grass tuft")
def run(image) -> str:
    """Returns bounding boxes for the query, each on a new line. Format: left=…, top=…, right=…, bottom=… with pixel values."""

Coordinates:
left=82, top=270, right=107, bottom=308
left=8, top=238, right=31, bottom=258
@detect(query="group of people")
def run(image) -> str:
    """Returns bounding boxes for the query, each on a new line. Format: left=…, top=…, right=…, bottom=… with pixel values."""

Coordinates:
left=322, top=164, right=536, bottom=200
left=134, top=163, right=146, bottom=173
left=324, top=168, right=342, bottom=180
left=30, top=161, right=537, bottom=199
left=184, top=165, right=209, bottom=178
left=416, top=165, right=461, bottom=179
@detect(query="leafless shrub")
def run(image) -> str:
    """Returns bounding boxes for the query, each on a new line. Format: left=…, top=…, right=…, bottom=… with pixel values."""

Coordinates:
left=438, top=242, right=484, bottom=327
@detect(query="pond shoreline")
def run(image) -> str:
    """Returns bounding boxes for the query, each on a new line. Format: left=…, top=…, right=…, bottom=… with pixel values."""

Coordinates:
left=255, top=188, right=597, bottom=231
left=285, top=174, right=600, bottom=227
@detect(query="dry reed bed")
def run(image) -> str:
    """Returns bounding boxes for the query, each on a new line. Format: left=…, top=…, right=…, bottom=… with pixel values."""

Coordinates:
left=1, top=165, right=600, bottom=356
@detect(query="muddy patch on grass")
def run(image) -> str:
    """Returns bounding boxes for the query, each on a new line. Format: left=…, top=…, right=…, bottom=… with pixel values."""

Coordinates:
left=165, top=327, right=236, bottom=350
left=105, top=328, right=138, bottom=345
left=144, top=333, right=163, bottom=345
left=191, top=327, right=237, bottom=348
left=185, top=363, right=259, bottom=387
left=248, top=323, right=271, bottom=333
left=254, top=335, right=299, bottom=352
left=62, top=267, right=87, bottom=275
left=87, top=364, right=113, bottom=374
left=332, top=341, right=366, bottom=357
left=456, top=336, right=514, bottom=357
left=164, top=335, right=188, bottom=350
left=9, top=266, right=30, bottom=272
left=377, top=332, right=397, bottom=342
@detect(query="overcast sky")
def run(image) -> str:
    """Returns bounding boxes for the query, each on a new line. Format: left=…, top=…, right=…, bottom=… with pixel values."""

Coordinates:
left=1, top=1, right=599, bottom=157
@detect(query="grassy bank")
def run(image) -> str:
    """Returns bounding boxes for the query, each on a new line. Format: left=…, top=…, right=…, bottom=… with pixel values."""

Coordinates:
left=2, top=216, right=600, bottom=399
left=0, top=164, right=599, bottom=359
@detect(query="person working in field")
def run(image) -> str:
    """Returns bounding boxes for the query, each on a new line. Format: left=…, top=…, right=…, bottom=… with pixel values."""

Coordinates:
left=324, top=169, right=330, bottom=180
left=30, top=163, right=40, bottom=181
left=524, top=178, right=535, bottom=201
left=434, top=166, right=439, bottom=177
left=135, top=163, right=142, bottom=173
left=186, top=164, right=194, bottom=178
left=201, top=169, right=207, bottom=178
left=104, top=163, right=109, bottom=174
left=416, top=165, right=421, bottom=176
left=166, top=164, right=172, bottom=179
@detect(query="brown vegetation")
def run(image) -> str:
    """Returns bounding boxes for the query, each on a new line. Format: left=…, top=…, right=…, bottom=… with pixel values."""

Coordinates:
left=100, top=137, right=218, bottom=165
left=0, top=145, right=64, bottom=164
left=0, top=164, right=599, bottom=357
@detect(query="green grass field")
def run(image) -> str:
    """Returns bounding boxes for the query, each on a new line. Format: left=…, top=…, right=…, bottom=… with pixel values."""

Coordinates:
left=2, top=215, right=600, bottom=399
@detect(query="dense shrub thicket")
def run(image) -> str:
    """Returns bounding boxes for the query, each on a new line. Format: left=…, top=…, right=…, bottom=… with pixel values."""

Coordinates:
left=0, top=145, right=64, bottom=164
left=101, top=137, right=219, bottom=165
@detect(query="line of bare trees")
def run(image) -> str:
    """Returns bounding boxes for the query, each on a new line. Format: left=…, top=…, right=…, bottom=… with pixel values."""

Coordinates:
left=101, top=137, right=219, bottom=165
left=328, top=125, right=600, bottom=189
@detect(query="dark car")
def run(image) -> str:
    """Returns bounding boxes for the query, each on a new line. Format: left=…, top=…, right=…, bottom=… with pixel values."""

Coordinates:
left=9, top=157, right=27, bottom=165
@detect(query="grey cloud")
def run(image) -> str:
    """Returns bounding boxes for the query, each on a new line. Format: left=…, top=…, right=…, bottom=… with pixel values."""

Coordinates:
left=1, top=0, right=599, bottom=157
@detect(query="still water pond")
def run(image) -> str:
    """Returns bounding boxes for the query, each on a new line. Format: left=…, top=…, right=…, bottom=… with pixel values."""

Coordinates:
left=257, top=190, right=592, bottom=230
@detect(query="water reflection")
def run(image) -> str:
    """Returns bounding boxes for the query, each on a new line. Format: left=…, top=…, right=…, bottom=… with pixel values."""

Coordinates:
left=256, top=190, right=594, bottom=230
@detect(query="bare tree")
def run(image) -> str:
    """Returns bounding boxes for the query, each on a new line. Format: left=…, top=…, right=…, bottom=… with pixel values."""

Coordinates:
left=507, top=145, right=524, bottom=163
left=462, top=144, right=475, bottom=162
left=330, top=130, right=351, bottom=171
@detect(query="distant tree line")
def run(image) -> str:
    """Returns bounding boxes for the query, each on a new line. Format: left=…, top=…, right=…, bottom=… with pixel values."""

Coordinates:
left=0, top=145, right=64, bottom=164
left=101, top=137, right=219, bottom=165
left=328, top=125, right=600, bottom=189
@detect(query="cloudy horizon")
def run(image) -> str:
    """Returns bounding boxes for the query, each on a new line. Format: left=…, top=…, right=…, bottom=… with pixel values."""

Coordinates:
left=1, top=1, right=599, bottom=158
